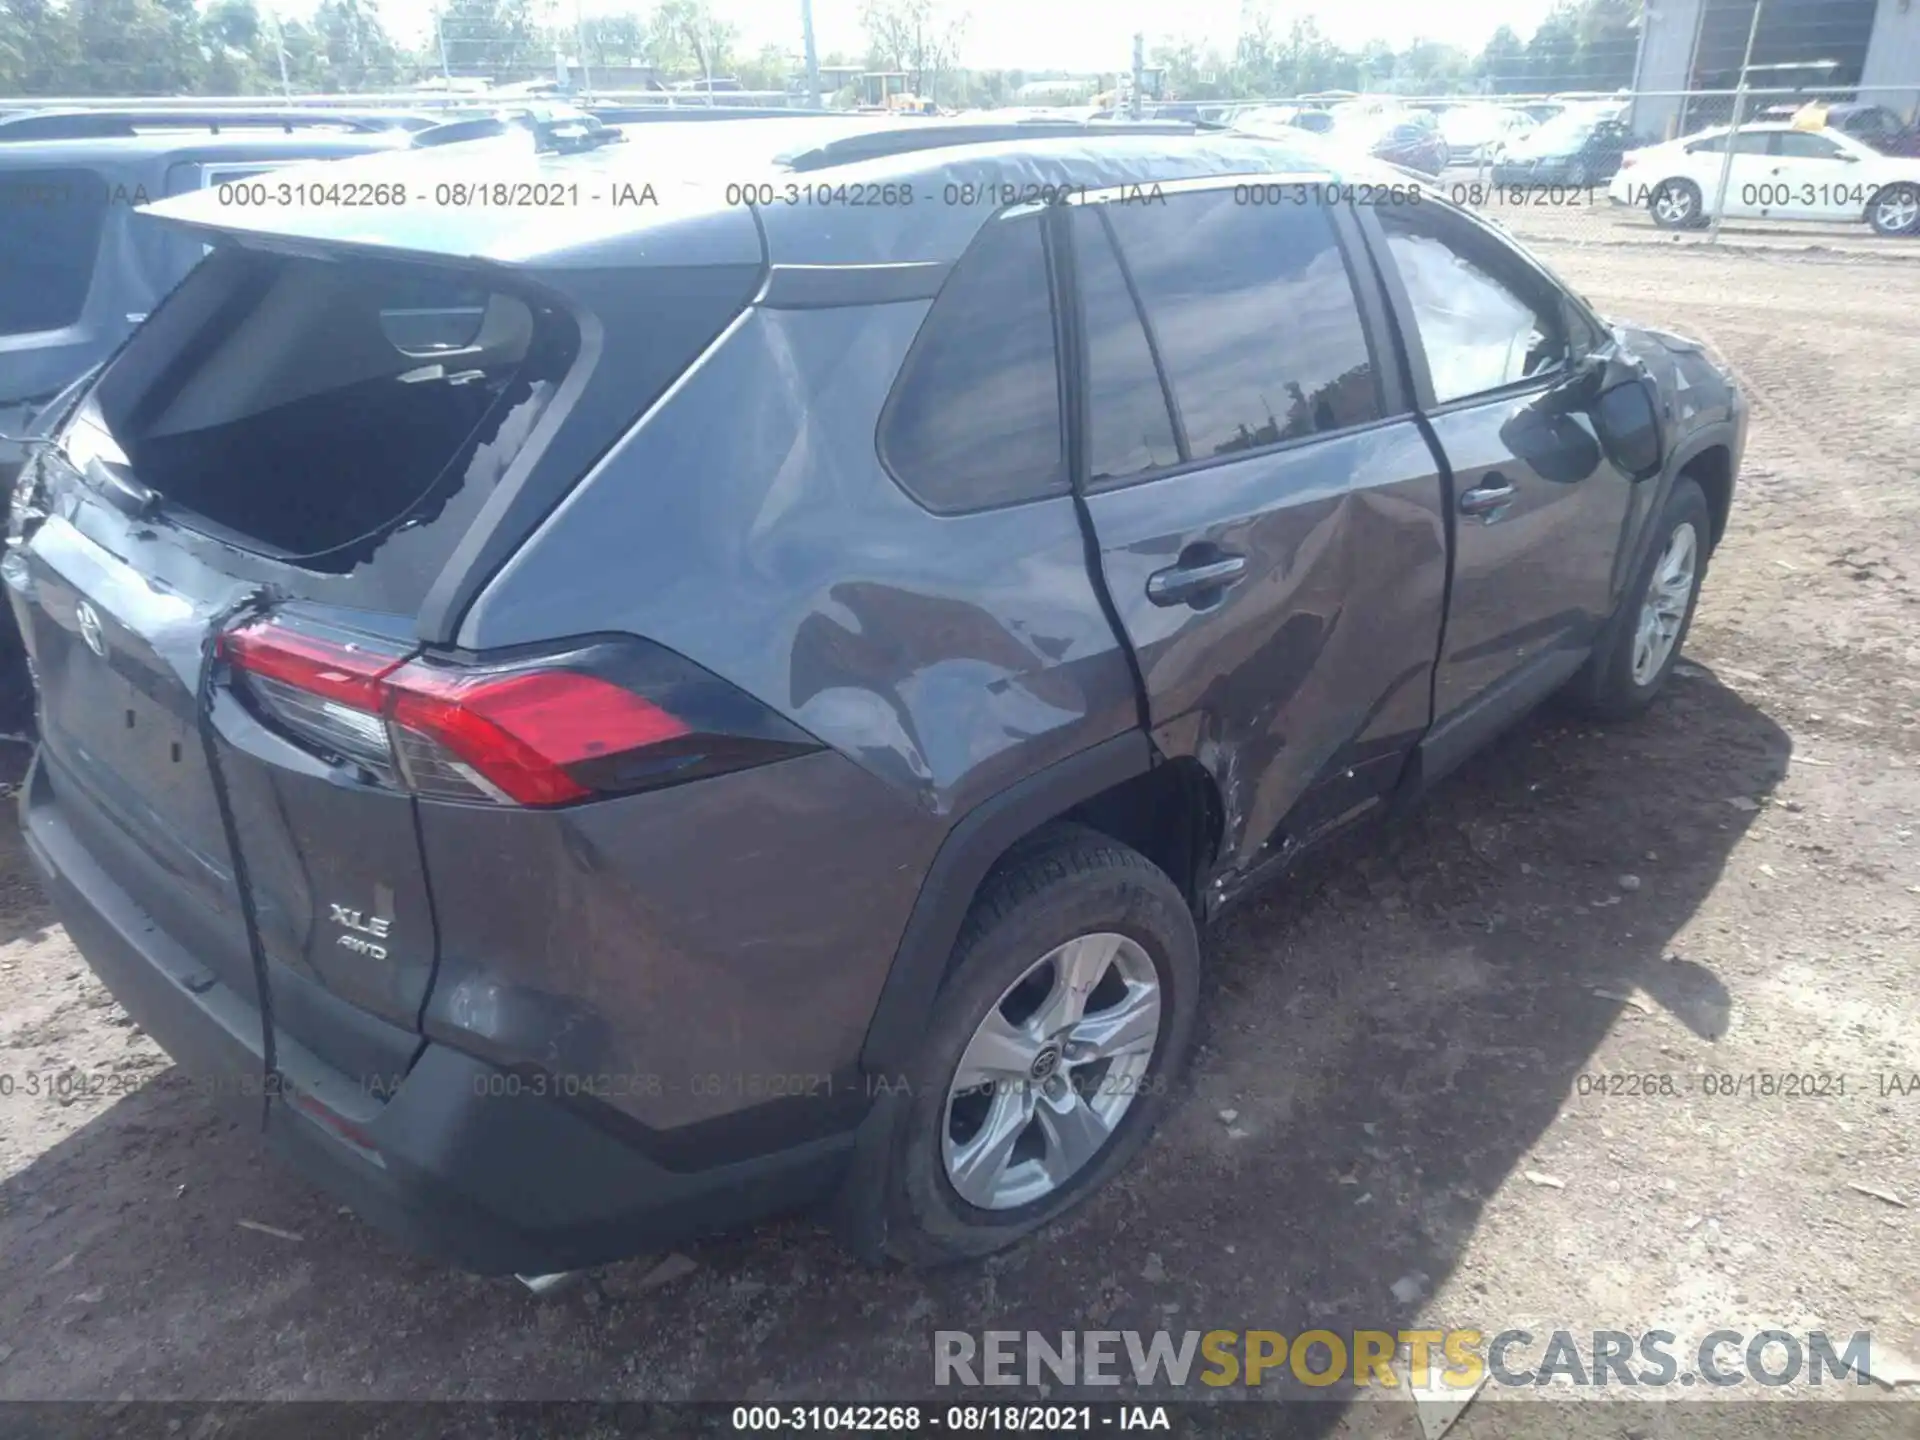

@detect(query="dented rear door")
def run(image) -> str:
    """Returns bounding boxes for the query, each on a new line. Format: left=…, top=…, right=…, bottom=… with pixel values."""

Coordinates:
left=1064, top=188, right=1448, bottom=878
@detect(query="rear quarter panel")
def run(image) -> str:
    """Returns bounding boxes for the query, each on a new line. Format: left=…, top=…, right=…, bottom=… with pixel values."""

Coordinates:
left=436, top=299, right=1139, bottom=1132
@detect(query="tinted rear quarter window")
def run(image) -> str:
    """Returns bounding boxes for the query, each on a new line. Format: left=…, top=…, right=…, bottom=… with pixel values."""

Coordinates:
left=1103, top=191, right=1381, bottom=461
left=0, top=169, right=109, bottom=337
left=880, top=212, right=1066, bottom=513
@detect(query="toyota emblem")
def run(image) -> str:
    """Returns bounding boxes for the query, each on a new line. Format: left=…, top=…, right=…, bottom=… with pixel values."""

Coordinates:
left=75, top=600, right=106, bottom=659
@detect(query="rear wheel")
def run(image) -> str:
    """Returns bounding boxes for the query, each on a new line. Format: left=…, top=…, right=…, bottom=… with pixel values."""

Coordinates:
left=1868, top=183, right=1920, bottom=237
left=881, top=827, right=1199, bottom=1265
left=1566, top=477, right=1711, bottom=720
left=1650, top=178, right=1705, bottom=230
left=1566, top=158, right=1591, bottom=188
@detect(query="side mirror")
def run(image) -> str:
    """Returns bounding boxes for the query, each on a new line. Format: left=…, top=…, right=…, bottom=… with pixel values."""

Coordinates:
left=1545, top=351, right=1606, bottom=412
left=1594, top=379, right=1664, bottom=480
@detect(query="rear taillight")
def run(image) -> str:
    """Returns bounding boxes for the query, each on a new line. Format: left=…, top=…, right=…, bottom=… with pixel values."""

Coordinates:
left=1620, top=153, right=1639, bottom=169
left=219, top=615, right=819, bottom=807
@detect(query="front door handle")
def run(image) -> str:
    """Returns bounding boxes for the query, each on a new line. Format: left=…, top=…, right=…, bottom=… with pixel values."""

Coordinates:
left=1459, top=479, right=1517, bottom=519
left=1146, top=553, right=1247, bottom=607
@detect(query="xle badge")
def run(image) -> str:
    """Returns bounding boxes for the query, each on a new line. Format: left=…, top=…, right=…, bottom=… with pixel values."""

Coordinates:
left=329, top=886, right=394, bottom=960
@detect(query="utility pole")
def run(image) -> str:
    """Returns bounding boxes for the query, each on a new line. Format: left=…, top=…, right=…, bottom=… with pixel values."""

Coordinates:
left=1130, top=32, right=1144, bottom=119
left=801, top=0, right=822, bottom=109
left=1708, top=0, right=1765, bottom=244
left=270, top=5, right=292, bottom=97
left=436, top=8, right=452, bottom=81
left=573, top=0, right=591, bottom=100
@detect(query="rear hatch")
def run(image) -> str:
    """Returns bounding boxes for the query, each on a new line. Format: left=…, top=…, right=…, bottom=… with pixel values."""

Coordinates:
left=9, top=200, right=768, bottom=1115
left=8, top=243, right=585, bottom=1094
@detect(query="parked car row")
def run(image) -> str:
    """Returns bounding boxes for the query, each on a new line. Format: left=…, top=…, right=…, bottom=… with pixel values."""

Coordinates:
left=1233, top=97, right=1638, bottom=181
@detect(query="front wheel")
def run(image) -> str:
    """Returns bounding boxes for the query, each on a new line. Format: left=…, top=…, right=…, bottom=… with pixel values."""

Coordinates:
left=1566, top=477, right=1711, bottom=720
left=880, top=827, right=1199, bottom=1265
left=1650, top=178, right=1705, bottom=230
left=1868, top=183, right=1920, bottom=237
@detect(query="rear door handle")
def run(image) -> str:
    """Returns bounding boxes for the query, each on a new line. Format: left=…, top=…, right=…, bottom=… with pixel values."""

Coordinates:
left=1146, top=553, right=1247, bottom=607
left=1459, top=480, right=1517, bottom=519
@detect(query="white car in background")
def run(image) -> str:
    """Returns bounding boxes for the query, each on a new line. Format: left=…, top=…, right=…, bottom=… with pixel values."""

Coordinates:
left=1438, top=103, right=1535, bottom=164
left=1610, top=121, right=1920, bottom=235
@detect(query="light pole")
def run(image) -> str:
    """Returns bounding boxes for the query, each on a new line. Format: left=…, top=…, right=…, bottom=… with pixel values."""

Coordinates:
left=574, top=0, right=591, bottom=99
left=1707, top=0, right=1765, bottom=244
left=801, top=0, right=822, bottom=108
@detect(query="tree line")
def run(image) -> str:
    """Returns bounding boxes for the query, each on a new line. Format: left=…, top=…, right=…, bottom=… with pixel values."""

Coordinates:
left=0, top=0, right=1641, bottom=101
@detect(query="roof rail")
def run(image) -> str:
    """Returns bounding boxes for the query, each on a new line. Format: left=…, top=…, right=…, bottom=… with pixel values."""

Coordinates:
left=778, top=119, right=1211, bottom=172
left=0, top=107, right=433, bottom=141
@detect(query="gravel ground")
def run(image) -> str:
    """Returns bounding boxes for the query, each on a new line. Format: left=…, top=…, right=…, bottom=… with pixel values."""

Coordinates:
left=0, top=238, right=1917, bottom=1437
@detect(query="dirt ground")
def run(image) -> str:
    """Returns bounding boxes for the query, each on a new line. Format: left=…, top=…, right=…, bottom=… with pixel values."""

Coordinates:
left=0, top=237, right=1917, bottom=1436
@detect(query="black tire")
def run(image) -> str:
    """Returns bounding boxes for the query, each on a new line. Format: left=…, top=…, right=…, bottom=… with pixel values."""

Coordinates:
left=1566, top=477, right=1712, bottom=721
left=1649, top=178, right=1705, bottom=230
left=1565, top=159, right=1590, bottom=189
left=880, top=825, right=1200, bottom=1266
left=1867, top=182, right=1920, bottom=237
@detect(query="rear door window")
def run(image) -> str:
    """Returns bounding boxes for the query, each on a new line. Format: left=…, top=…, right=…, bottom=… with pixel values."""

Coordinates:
left=1772, top=131, right=1845, bottom=161
left=1101, top=190, right=1382, bottom=462
left=1687, top=131, right=1773, bottom=155
left=880, top=211, right=1067, bottom=513
left=1072, top=207, right=1181, bottom=485
left=0, top=168, right=109, bottom=337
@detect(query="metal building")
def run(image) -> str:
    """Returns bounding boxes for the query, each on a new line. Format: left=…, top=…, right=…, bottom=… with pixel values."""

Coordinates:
left=1630, top=0, right=1920, bottom=137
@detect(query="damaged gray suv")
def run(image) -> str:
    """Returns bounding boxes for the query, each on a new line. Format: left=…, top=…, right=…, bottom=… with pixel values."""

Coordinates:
left=6, top=118, right=1745, bottom=1273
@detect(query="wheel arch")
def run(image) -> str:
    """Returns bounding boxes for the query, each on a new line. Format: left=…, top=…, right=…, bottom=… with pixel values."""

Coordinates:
left=1669, top=433, right=1735, bottom=551
left=1589, top=421, right=1735, bottom=684
left=858, top=733, right=1220, bottom=1075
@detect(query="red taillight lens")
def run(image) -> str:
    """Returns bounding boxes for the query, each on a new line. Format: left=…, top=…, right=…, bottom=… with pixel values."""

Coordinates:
left=220, top=617, right=816, bottom=808
left=1620, top=153, right=1639, bottom=169
left=219, top=620, right=404, bottom=710
left=386, top=666, right=690, bottom=807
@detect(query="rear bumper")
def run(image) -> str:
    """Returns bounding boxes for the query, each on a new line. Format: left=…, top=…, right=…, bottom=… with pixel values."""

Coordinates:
left=21, top=753, right=858, bottom=1274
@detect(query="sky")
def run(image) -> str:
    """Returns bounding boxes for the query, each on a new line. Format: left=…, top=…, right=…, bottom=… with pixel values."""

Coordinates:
left=366, top=0, right=1569, bottom=73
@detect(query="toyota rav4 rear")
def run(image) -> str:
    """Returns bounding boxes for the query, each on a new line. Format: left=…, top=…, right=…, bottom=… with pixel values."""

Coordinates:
left=4, top=156, right=972, bottom=1272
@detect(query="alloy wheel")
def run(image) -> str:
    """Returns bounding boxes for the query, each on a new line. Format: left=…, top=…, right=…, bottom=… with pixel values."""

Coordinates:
left=1874, top=187, right=1918, bottom=235
left=1632, top=521, right=1699, bottom=686
left=942, top=932, right=1163, bottom=1211
left=1653, top=183, right=1695, bottom=225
